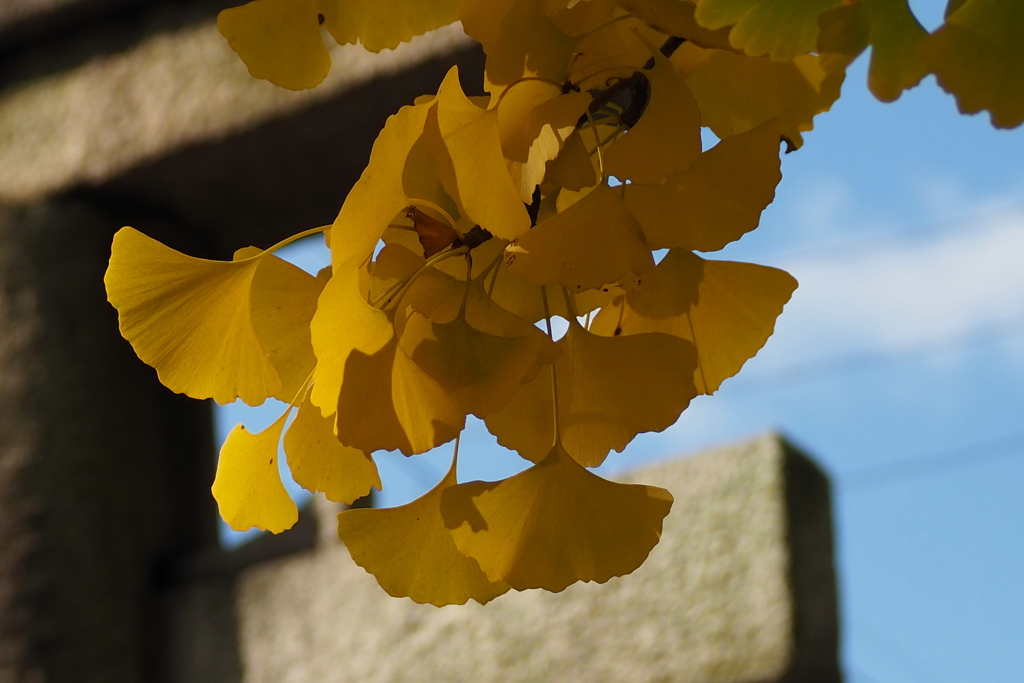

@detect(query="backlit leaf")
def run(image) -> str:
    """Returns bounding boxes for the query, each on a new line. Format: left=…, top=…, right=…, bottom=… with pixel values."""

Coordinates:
left=218, top=0, right=330, bottom=90
left=926, top=0, right=1024, bottom=129
left=311, top=267, right=465, bottom=455
left=675, top=42, right=844, bottom=148
left=590, top=250, right=797, bottom=394
left=400, top=285, right=560, bottom=418
left=498, top=80, right=593, bottom=202
left=507, top=183, right=655, bottom=292
left=486, top=321, right=698, bottom=466
left=603, top=48, right=702, bottom=184
left=310, top=266, right=394, bottom=416
left=284, top=394, right=381, bottom=504
left=559, top=321, right=698, bottom=465
left=484, top=364, right=555, bottom=463
left=318, top=0, right=460, bottom=53
left=338, top=455, right=510, bottom=606
left=212, top=412, right=298, bottom=534
left=461, top=0, right=577, bottom=92
left=625, top=119, right=782, bottom=251
left=444, top=445, right=673, bottom=592
left=693, top=0, right=843, bottom=60
left=818, top=0, right=928, bottom=103
left=436, top=68, right=530, bottom=240
left=248, top=247, right=326, bottom=402
left=105, top=227, right=280, bottom=406
left=617, top=0, right=736, bottom=51
left=331, top=101, right=433, bottom=270
left=543, top=130, right=598, bottom=191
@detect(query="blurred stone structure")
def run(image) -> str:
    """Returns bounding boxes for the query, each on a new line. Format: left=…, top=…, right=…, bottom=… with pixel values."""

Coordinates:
left=226, top=434, right=840, bottom=683
left=0, top=4, right=840, bottom=682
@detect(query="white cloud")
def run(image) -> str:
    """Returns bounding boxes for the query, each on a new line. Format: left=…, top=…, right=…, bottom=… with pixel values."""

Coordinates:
left=790, top=175, right=856, bottom=239
left=768, top=207, right=1024, bottom=367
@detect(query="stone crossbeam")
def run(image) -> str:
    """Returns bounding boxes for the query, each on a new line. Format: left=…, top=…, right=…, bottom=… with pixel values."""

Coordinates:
left=169, top=434, right=841, bottom=683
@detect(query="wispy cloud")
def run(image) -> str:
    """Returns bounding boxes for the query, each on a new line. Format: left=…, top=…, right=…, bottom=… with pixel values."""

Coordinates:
left=774, top=209, right=1024, bottom=362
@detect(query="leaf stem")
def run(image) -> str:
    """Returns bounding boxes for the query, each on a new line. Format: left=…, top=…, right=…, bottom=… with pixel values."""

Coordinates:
left=460, top=253, right=473, bottom=311
left=541, top=287, right=561, bottom=448
left=239, top=225, right=330, bottom=262
left=495, top=76, right=566, bottom=109
left=573, top=14, right=632, bottom=43
left=560, top=285, right=579, bottom=321
left=584, top=108, right=606, bottom=181
left=408, top=198, right=458, bottom=231
left=587, top=125, right=625, bottom=158
left=371, top=245, right=467, bottom=309
left=486, top=255, right=502, bottom=296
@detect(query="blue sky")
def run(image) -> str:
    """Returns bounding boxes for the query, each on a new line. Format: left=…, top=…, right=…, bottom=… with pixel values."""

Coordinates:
left=216, top=26, right=1024, bottom=683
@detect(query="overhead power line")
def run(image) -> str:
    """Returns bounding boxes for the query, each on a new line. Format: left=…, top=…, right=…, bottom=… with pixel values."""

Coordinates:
left=848, top=618, right=953, bottom=683
left=838, top=428, right=1024, bottom=492
left=845, top=665, right=882, bottom=683
left=721, top=311, right=1024, bottom=397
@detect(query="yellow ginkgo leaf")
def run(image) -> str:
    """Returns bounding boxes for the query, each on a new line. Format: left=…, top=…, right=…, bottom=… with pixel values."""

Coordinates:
left=624, top=119, right=782, bottom=252
left=443, top=444, right=673, bottom=592
left=604, top=47, right=702, bottom=184
left=399, top=287, right=560, bottom=418
left=317, top=0, right=460, bottom=53
left=693, top=0, right=843, bottom=60
left=566, top=13, right=651, bottom=87
left=507, top=183, right=655, bottom=292
left=337, top=335, right=466, bottom=455
left=247, top=248, right=326, bottom=402
left=370, top=234, right=475, bottom=319
left=435, top=68, right=531, bottom=241
left=818, top=0, right=928, bottom=103
left=461, top=0, right=578, bottom=92
left=218, top=0, right=331, bottom=91
left=486, top=257, right=607, bottom=325
left=368, top=243, right=423, bottom=304
left=543, top=129, right=598, bottom=191
left=674, top=42, right=844, bottom=149
left=549, top=0, right=620, bottom=35
left=558, top=321, right=698, bottom=465
left=498, top=80, right=593, bottom=202
left=926, top=0, right=1024, bottom=129
left=310, top=266, right=393, bottom=417
left=459, top=0, right=517, bottom=48
left=311, top=266, right=464, bottom=455
left=284, top=394, right=382, bottom=504
left=338, top=454, right=509, bottom=606
left=105, top=227, right=281, bottom=406
left=484, top=364, right=555, bottom=463
left=862, top=0, right=928, bottom=102
left=617, top=0, right=735, bottom=51
left=330, top=101, right=433, bottom=270
left=486, top=321, right=697, bottom=466
left=397, top=269, right=468, bottom=329
left=402, top=106, right=464, bottom=230
left=212, top=412, right=298, bottom=534
left=590, top=250, right=797, bottom=394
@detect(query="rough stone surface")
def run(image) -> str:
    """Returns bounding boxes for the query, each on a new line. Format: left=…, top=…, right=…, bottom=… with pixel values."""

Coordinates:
left=0, top=20, right=473, bottom=203
left=233, top=434, right=840, bottom=683
left=93, top=39, right=484, bottom=256
left=0, top=200, right=218, bottom=683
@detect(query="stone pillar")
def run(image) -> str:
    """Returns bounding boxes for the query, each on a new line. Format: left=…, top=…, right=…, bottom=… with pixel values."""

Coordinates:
left=0, top=199, right=218, bottom=683
left=0, top=4, right=482, bottom=678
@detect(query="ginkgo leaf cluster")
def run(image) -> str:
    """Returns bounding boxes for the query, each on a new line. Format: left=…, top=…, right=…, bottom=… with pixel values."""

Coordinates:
left=105, top=0, right=1020, bottom=606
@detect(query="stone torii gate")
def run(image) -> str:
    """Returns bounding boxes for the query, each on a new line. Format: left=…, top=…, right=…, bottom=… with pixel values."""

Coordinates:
left=0, top=4, right=841, bottom=681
